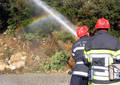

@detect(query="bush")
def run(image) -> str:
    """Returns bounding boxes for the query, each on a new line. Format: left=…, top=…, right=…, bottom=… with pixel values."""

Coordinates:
left=50, top=51, right=70, bottom=70
left=42, top=51, right=70, bottom=71
left=57, top=32, right=75, bottom=43
left=0, top=0, right=32, bottom=33
left=42, top=61, right=51, bottom=71
left=108, top=29, right=119, bottom=38
left=24, top=33, right=37, bottom=40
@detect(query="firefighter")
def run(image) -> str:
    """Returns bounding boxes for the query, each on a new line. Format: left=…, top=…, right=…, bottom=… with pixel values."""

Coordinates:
left=85, top=18, right=120, bottom=85
left=70, top=26, right=90, bottom=85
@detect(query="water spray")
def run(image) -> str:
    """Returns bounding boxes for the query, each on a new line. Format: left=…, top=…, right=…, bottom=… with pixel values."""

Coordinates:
left=32, top=0, right=78, bottom=37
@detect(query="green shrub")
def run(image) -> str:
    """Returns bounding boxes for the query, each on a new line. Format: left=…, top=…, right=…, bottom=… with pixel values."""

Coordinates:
left=108, top=29, right=119, bottom=38
left=30, top=55, right=36, bottom=59
left=50, top=51, right=70, bottom=70
left=57, top=32, right=75, bottom=43
left=42, top=51, right=70, bottom=71
left=17, top=40, right=22, bottom=45
left=42, top=61, right=51, bottom=71
left=5, top=28, right=14, bottom=36
left=24, top=33, right=37, bottom=40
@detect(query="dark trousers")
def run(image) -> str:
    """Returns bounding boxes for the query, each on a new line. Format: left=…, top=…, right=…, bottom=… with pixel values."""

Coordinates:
left=70, top=75, right=88, bottom=85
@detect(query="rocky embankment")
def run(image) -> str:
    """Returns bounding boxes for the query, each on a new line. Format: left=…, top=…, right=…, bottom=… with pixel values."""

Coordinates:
left=0, top=33, right=75, bottom=74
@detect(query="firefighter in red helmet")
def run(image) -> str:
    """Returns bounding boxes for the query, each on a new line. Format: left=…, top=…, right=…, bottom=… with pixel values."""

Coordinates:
left=70, top=26, right=90, bottom=85
left=95, top=17, right=110, bottom=29
left=76, top=26, right=89, bottom=38
left=85, top=18, right=120, bottom=85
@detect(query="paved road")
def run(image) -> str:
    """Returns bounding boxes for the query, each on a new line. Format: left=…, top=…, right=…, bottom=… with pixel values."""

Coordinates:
left=0, top=73, right=71, bottom=85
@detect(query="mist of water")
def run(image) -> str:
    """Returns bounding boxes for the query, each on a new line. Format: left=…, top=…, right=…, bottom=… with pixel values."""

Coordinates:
left=32, top=0, right=78, bottom=37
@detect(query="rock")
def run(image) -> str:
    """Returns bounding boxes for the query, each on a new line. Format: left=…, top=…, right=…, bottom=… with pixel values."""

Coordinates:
left=8, top=52, right=27, bottom=70
left=4, top=44, right=8, bottom=47
left=3, top=32, right=7, bottom=35
left=9, top=52, right=26, bottom=63
left=0, top=42, right=5, bottom=46
left=7, top=65, right=16, bottom=70
left=0, top=53, right=4, bottom=58
left=65, top=69, right=71, bottom=74
left=0, top=39, right=2, bottom=42
left=34, top=56, right=40, bottom=61
left=8, top=61, right=25, bottom=70
left=13, top=37, right=17, bottom=41
left=0, top=61, right=6, bottom=71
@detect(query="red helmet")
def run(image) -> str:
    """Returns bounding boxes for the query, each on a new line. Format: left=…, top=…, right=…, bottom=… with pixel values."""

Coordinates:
left=77, top=26, right=89, bottom=38
left=118, top=24, right=120, bottom=28
left=95, top=18, right=110, bottom=29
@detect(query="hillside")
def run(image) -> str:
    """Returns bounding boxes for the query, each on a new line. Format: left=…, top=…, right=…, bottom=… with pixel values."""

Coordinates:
left=0, top=32, right=75, bottom=74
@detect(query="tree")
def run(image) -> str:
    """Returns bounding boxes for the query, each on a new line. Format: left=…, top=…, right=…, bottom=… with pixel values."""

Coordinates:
left=7, top=0, right=32, bottom=33
left=0, top=0, right=32, bottom=33
left=44, top=0, right=120, bottom=36
left=0, top=0, right=10, bottom=33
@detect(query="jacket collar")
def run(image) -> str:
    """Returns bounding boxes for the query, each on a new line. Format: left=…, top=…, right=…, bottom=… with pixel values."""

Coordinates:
left=97, top=30, right=108, bottom=34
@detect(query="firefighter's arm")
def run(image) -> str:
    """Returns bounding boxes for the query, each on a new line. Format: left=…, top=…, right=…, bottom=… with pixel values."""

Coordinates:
left=72, top=50, right=89, bottom=77
left=72, top=46, right=84, bottom=62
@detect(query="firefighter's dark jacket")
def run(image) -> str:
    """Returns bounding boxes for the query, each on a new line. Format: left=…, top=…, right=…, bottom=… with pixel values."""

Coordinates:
left=85, top=31, right=120, bottom=51
left=85, top=31, right=120, bottom=84
left=72, top=36, right=89, bottom=77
